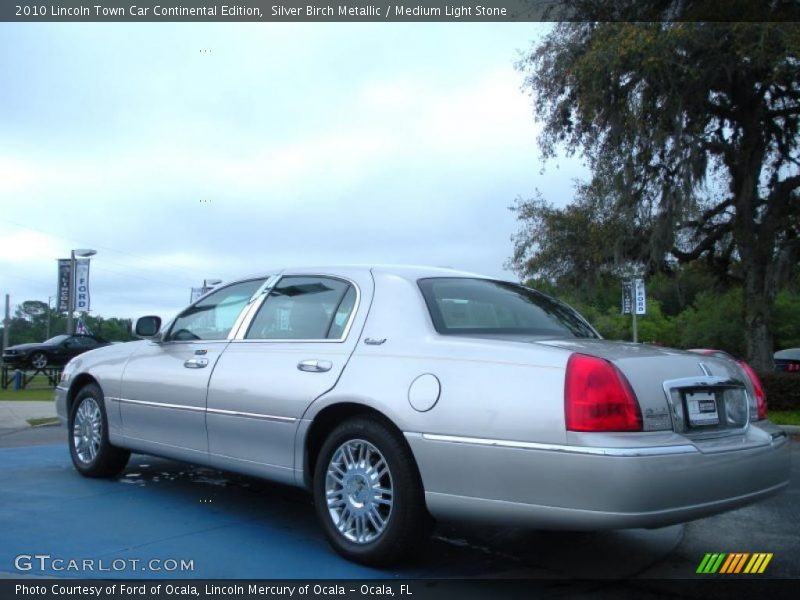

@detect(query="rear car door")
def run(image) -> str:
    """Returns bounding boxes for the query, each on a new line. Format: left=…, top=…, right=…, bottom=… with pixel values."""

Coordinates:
left=205, top=272, right=372, bottom=480
left=118, top=278, right=266, bottom=455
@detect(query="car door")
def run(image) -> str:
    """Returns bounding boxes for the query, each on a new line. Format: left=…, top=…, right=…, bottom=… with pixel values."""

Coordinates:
left=118, top=278, right=266, bottom=457
left=205, top=272, right=372, bottom=482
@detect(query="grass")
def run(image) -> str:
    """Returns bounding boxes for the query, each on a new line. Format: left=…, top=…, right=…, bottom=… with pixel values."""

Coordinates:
left=769, top=410, right=800, bottom=426
left=26, top=417, right=59, bottom=427
left=0, top=388, right=54, bottom=401
left=0, top=374, right=57, bottom=401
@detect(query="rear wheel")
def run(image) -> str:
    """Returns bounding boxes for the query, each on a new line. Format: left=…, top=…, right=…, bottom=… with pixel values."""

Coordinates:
left=68, top=383, right=130, bottom=478
left=313, top=417, right=432, bottom=566
left=30, top=352, right=48, bottom=370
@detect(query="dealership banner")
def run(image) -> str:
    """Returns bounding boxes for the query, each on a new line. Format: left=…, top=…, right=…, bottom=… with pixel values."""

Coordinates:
left=57, top=259, right=72, bottom=312
left=634, top=277, right=646, bottom=315
left=74, top=258, right=91, bottom=312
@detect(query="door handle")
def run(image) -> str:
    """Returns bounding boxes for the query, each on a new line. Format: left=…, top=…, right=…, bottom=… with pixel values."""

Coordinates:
left=184, top=357, right=209, bottom=369
left=297, top=359, right=332, bottom=373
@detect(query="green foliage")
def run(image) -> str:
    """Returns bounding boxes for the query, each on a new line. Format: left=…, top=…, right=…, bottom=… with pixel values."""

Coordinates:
left=569, top=298, right=679, bottom=346
left=516, top=15, right=800, bottom=368
left=768, top=411, right=800, bottom=426
left=1, top=304, right=134, bottom=347
left=759, top=372, right=800, bottom=412
left=672, top=289, right=746, bottom=356
left=532, top=272, right=800, bottom=360
left=774, top=291, right=800, bottom=349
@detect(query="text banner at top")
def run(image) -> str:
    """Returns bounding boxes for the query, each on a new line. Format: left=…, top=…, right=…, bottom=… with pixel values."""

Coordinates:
left=4, top=1, right=800, bottom=22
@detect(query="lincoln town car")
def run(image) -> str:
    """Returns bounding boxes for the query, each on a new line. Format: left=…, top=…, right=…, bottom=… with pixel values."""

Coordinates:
left=55, top=266, right=790, bottom=565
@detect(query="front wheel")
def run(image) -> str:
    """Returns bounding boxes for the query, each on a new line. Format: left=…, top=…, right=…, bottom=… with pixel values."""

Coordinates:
left=68, top=383, right=130, bottom=478
left=313, top=417, right=432, bottom=566
left=30, top=352, right=48, bottom=370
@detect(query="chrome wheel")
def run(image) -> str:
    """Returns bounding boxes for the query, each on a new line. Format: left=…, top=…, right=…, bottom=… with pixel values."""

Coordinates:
left=31, top=352, right=48, bottom=369
left=325, top=439, right=393, bottom=544
left=73, top=397, right=102, bottom=464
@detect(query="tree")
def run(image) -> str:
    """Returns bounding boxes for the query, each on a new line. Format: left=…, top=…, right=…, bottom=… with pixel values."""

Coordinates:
left=516, top=12, right=800, bottom=369
left=509, top=178, right=655, bottom=295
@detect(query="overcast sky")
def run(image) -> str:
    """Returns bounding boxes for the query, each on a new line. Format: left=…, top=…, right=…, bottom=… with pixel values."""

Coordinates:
left=0, top=23, right=585, bottom=321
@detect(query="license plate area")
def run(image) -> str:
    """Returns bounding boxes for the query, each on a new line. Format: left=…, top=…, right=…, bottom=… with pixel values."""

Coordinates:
left=663, top=376, right=750, bottom=436
left=684, top=391, right=719, bottom=427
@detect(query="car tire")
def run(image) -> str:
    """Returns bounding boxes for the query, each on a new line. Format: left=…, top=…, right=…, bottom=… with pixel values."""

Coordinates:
left=68, top=383, right=130, bottom=478
left=313, top=416, right=433, bottom=566
left=30, top=352, right=48, bottom=370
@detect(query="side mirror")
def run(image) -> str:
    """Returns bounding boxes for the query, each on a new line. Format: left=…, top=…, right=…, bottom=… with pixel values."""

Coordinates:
left=134, top=316, right=162, bottom=339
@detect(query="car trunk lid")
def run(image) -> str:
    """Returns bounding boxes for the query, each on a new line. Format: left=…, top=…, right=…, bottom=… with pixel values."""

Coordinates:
left=538, top=339, right=752, bottom=436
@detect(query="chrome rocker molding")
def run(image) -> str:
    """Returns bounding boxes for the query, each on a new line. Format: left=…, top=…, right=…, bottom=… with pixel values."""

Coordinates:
left=112, top=397, right=296, bottom=423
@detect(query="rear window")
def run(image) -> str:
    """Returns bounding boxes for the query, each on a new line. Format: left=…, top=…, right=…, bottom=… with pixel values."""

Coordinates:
left=418, top=278, right=598, bottom=339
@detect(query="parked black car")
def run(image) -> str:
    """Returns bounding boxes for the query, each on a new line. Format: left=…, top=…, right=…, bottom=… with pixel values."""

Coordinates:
left=1, top=334, right=110, bottom=370
left=775, top=348, right=800, bottom=373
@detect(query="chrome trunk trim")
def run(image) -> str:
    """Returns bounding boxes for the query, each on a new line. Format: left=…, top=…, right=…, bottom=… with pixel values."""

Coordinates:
left=419, top=433, right=698, bottom=456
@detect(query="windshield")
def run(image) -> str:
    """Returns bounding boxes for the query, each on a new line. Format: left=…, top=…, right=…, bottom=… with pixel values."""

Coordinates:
left=44, top=335, right=70, bottom=344
left=418, top=278, right=598, bottom=339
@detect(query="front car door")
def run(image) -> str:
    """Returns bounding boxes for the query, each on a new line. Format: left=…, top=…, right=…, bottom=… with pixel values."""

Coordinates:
left=205, top=270, right=372, bottom=483
left=117, top=278, right=267, bottom=459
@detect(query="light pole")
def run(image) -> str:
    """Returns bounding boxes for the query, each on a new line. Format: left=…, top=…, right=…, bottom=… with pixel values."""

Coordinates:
left=46, top=296, right=52, bottom=339
left=67, top=249, right=97, bottom=335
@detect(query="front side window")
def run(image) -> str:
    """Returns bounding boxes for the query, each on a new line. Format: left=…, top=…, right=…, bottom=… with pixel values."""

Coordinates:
left=418, top=278, right=598, bottom=339
left=167, top=279, right=265, bottom=341
left=246, top=276, right=355, bottom=340
left=70, top=336, right=98, bottom=348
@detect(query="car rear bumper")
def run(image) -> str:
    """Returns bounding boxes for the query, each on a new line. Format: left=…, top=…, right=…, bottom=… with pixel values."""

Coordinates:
left=405, top=422, right=791, bottom=530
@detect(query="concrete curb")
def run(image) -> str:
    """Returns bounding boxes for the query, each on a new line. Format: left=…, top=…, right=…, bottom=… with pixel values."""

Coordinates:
left=0, top=400, right=57, bottom=430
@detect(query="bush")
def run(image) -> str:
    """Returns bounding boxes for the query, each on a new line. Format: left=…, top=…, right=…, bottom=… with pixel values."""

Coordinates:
left=758, top=371, right=800, bottom=411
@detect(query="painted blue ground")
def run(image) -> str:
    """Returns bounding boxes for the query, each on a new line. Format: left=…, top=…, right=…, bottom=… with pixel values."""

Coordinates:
left=0, top=443, right=684, bottom=579
left=0, top=444, right=512, bottom=579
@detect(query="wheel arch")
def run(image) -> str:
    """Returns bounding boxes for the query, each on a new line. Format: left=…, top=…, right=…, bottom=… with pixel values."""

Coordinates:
left=302, top=401, right=419, bottom=490
left=67, top=374, right=102, bottom=417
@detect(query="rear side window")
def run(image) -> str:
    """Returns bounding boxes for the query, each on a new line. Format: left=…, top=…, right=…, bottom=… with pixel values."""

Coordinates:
left=418, top=278, right=597, bottom=339
left=245, top=276, right=356, bottom=340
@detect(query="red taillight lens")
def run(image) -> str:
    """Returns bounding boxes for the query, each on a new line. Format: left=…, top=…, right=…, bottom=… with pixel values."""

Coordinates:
left=737, top=360, right=767, bottom=420
left=564, top=354, right=643, bottom=432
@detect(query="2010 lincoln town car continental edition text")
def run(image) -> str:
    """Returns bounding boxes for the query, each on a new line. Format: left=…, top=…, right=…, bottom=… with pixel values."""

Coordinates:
left=56, top=266, right=790, bottom=565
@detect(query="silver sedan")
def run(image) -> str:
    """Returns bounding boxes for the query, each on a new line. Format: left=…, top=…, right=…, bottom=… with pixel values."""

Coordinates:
left=56, top=266, right=790, bottom=565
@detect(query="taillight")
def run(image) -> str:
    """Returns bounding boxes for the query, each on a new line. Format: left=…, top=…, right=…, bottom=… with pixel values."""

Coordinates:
left=737, top=360, right=767, bottom=420
left=564, top=354, right=642, bottom=432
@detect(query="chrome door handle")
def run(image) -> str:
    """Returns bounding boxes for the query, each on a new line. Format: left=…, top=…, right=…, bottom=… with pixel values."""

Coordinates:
left=184, top=358, right=209, bottom=369
left=297, top=359, right=332, bottom=373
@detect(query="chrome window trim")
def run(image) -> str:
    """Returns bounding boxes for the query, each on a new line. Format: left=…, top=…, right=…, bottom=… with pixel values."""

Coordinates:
left=113, top=397, right=295, bottom=423
left=228, top=273, right=283, bottom=340
left=164, top=277, right=272, bottom=343
left=419, top=433, right=699, bottom=457
left=234, top=273, right=361, bottom=344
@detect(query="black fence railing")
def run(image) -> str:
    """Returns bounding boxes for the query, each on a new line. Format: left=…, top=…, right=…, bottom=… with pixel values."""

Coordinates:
left=1, top=364, right=63, bottom=390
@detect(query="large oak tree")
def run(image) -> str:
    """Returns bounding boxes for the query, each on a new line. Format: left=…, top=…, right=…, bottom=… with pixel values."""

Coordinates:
left=515, top=15, right=800, bottom=369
